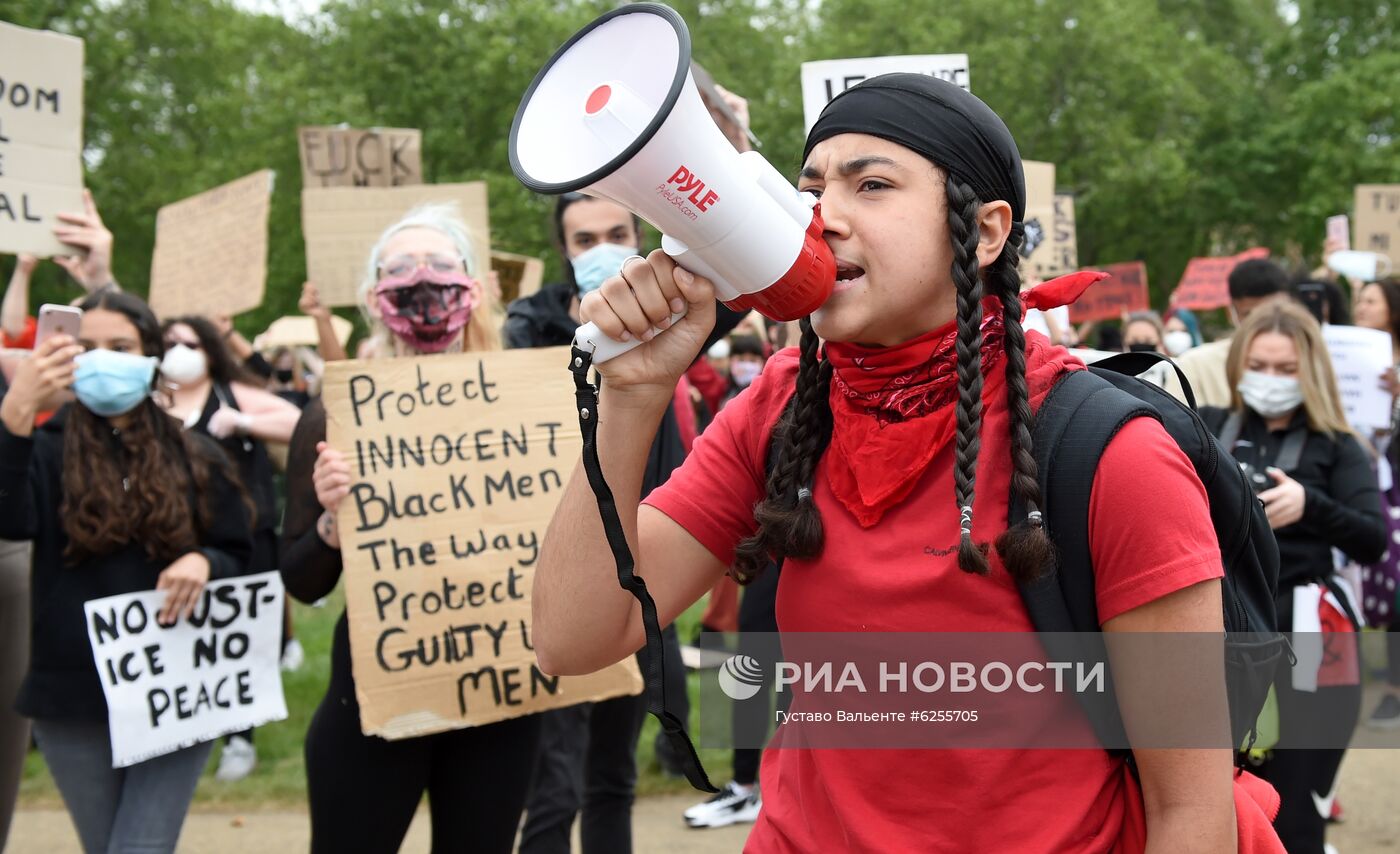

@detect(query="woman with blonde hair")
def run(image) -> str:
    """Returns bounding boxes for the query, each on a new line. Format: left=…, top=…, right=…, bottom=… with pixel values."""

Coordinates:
left=1200, top=299, right=1385, bottom=853
left=280, top=203, right=535, bottom=853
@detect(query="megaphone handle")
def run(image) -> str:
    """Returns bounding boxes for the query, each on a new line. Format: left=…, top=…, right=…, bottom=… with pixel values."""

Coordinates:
left=574, top=309, right=689, bottom=364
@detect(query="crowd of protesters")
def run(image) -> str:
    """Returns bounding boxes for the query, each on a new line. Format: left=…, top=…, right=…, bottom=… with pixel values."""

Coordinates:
left=0, top=64, right=1396, bottom=854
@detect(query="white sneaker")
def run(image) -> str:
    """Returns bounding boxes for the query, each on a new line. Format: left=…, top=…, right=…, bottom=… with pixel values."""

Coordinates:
left=685, top=781, right=761, bottom=829
left=280, top=638, right=305, bottom=672
left=215, top=736, right=256, bottom=782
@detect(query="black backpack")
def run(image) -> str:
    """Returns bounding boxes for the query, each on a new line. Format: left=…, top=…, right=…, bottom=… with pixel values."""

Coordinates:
left=567, top=345, right=1289, bottom=794
left=761, top=351, right=1288, bottom=754
left=1009, top=351, right=1289, bottom=755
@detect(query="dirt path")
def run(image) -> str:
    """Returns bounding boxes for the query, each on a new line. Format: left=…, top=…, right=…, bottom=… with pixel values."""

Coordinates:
left=9, top=750, right=1397, bottom=852
left=7, top=793, right=752, bottom=853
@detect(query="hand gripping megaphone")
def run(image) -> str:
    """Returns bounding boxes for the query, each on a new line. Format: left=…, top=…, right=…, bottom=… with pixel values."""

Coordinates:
left=510, top=3, right=835, bottom=362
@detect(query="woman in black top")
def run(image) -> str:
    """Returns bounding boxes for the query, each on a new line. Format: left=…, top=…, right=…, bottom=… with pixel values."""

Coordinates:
left=1200, top=299, right=1385, bottom=854
left=282, top=203, right=540, bottom=853
left=0, top=290, right=251, bottom=853
left=158, top=314, right=302, bottom=780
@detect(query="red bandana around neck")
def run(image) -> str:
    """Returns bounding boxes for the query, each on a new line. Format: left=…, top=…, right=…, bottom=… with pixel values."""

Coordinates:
left=821, top=271, right=1104, bottom=528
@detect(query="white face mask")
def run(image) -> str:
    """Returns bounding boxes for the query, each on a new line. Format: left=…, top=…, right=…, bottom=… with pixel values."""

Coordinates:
left=1164, top=330, right=1194, bottom=357
left=160, top=344, right=208, bottom=385
left=730, top=360, right=762, bottom=388
left=1237, top=370, right=1303, bottom=419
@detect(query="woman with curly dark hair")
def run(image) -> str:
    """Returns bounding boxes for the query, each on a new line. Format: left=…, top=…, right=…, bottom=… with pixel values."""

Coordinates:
left=0, top=290, right=251, bottom=854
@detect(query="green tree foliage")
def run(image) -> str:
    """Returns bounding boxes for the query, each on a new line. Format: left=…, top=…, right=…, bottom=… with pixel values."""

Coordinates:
left=0, top=0, right=1395, bottom=327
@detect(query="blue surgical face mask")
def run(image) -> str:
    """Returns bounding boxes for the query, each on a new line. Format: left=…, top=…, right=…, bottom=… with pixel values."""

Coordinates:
left=570, top=242, right=638, bottom=296
left=73, top=349, right=158, bottom=417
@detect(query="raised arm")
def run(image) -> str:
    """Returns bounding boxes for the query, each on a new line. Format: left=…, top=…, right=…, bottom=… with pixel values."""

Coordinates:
left=299, top=282, right=347, bottom=363
left=533, top=250, right=729, bottom=675
left=2, top=255, right=36, bottom=341
left=228, top=382, right=303, bottom=444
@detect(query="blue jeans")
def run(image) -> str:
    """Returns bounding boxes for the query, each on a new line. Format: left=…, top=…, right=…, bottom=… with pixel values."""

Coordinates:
left=32, top=718, right=212, bottom=854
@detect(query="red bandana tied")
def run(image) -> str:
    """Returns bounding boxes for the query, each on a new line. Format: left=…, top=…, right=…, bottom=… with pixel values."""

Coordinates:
left=822, top=271, right=1104, bottom=527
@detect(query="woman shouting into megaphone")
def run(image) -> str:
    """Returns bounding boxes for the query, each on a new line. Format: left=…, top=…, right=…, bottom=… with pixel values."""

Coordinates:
left=535, top=75, right=1284, bottom=852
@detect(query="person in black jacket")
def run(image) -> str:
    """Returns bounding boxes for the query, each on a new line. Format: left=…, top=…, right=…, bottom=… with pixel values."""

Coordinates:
left=283, top=203, right=541, bottom=854
left=1199, top=299, right=1385, bottom=854
left=0, top=290, right=252, bottom=854
left=158, top=314, right=304, bottom=781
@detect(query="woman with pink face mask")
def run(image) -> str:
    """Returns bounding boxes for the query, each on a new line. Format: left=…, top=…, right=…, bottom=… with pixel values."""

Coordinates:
left=279, top=204, right=535, bottom=853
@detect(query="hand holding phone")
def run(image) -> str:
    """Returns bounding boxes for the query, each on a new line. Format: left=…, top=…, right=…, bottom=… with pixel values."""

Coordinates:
left=0, top=334, right=84, bottom=437
left=34, top=304, right=84, bottom=350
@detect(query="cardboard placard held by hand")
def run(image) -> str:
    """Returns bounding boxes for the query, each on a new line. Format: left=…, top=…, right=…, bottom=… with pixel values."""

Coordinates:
left=148, top=170, right=274, bottom=319
left=301, top=182, right=490, bottom=308
left=1170, top=247, right=1269, bottom=310
left=324, top=349, right=641, bottom=739
left=1069, top=262, right=1149, bottom=324
left=0, top=22, right=85, bottom=258
left=1018, top=161, right=1057, bottom=280
left=298, top=126, right=423, bottom=189
left=491, top=251, right=545, bottom=306
left=1354, top=185, right=1400, bottom=270
left=84, top=572, right=288, bottom=768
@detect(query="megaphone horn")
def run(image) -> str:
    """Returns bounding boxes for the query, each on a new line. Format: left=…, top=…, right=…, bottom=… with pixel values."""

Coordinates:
left=510, top=2, right=834, bottom=362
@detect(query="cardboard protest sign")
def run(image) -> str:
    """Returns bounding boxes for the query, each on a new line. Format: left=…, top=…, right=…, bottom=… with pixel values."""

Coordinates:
left=298, top=126, right=422, bottom=189
left=324, top=348, right=641, bottom=738
left=84, top=572, right=288, bottom=768
left=1323, top=324, right=1394, bottom=435
left=800, top=54, right=970, bottom=132
left=302, top=182, right=490, bottom=308
left=1069, top=262, right=1149, bottom=324
left=148, top=170, right=274, bottom=318
left=0, top=22, right=85, bottom=257
left=1018, top=161, right=1057, bottom=280
left=1170, top=247, right=1270, bottom=310
left=1354, top=185, right=1400, bottom=270
left=1041, top=193, right=1079, bottom=278
left=491, top=250, right=545, bottom=306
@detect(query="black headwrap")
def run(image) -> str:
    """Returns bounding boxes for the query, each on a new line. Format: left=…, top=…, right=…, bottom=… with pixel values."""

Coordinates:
left=804, top=74, right=1026, bottom=246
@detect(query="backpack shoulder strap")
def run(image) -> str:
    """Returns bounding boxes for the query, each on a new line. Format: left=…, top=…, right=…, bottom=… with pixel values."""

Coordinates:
left=1014, top=368, right=1162, bottom=632
left=1014, top=367, right=1162, bottom=755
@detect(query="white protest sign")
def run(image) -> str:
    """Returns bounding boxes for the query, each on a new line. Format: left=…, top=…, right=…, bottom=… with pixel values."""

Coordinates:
left=1323, top=324, right=1394, bottom=435
left=801, top=54, right=970, bottom=132
left=84, top=572, right=288, bottom=768
left=0, top=21, right=85, bottom=257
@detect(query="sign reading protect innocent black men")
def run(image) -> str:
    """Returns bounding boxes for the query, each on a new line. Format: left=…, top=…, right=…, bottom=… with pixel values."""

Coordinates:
left=324, top=349, right=642, bottom=739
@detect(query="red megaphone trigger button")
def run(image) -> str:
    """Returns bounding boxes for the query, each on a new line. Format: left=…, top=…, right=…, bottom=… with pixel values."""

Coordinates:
left=723, top=206, right=836, bottom=321
left=586, top=85, right=611, bottom=115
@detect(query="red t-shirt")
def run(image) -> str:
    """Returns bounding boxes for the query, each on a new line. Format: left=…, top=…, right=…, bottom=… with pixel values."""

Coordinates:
left=644, top=337, right=1223, bottom=853
left=2, top=315, right=36, bottom=350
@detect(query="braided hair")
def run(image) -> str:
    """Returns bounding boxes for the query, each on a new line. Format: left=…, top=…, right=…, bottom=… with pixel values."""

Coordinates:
left=733, top=174, right=1051, bottom=583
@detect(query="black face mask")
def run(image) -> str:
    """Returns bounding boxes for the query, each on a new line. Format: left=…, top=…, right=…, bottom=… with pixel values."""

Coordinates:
left=275, top=368, right=294, bottom=383
left=1127, top=343, right=1159, bottom=353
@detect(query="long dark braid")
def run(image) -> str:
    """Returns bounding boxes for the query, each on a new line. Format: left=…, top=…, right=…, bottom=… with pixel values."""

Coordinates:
left=945, top=176, right=990, bottom=575
left=732, top=316, right=834, bottom=583
left=987, top=247, right=1054, bottom=581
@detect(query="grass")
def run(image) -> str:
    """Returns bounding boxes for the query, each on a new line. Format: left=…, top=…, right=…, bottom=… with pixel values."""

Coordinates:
left=21, top=589, right=731, bottom=809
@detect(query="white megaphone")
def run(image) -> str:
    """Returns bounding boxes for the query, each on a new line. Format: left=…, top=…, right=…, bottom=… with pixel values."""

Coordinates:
left=1327, top=250, right=1392, bottom=283
left=510, top=3, right=835, bottom=362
